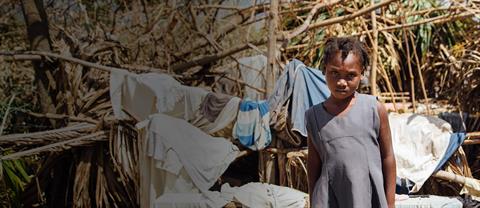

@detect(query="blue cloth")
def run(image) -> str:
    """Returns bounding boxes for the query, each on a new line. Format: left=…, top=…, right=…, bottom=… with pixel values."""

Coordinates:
left=268, top=59, right=330, bottom=137
left=234, top=100, right=271, bottom=150
left=434, top=132, right=467, bottom=172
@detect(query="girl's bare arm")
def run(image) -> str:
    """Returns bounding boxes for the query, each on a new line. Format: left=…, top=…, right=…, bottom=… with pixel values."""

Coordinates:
left=377, top=102, right=396, bottom=208
left=307, top=134, right=322, bottom=206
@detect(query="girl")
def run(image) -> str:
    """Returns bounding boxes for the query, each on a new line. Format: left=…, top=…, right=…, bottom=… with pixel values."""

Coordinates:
left=305, top=37, right=396, bottom=208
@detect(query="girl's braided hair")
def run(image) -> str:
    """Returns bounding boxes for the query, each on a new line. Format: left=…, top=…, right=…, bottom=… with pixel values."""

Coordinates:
left=321, top=37, right=369, bottom=72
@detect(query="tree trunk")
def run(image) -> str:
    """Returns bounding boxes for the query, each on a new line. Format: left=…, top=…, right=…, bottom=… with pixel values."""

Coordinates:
left=21, top=0, right=57, bottom=122
left=20, top=1, right=69, bottom=207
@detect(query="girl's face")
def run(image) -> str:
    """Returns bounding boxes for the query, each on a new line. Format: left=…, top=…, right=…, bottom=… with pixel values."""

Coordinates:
left=325, top=52, right=363, bottom=100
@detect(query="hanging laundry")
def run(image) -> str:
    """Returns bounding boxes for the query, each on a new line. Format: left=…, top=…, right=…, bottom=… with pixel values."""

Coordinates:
left=137, top=113, right=239, bottom=208
left=238, top=55, right=267, bottom=100
left=268, top=59, right=330, bottom=146
left=199, top=93, right=233, bottom=122
left=110, top=70, right=208, bottom=122
left=233, top=100, right=271, bottom=150
left=212, top=55, right=267, bottom=99
left=191, top=93, right=241, bottom=134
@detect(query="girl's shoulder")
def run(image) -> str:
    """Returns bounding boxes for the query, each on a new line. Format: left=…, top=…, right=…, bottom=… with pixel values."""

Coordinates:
left=305, top=103, right=322, bottom=118
left=356, top=93, right=379, bottom=107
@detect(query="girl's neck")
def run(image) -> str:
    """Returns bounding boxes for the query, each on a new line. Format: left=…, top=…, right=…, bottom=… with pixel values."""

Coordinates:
left=328, top=92, right=356, bottom=106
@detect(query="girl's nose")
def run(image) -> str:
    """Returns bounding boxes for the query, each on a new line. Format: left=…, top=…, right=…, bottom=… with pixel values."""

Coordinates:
left=336, top=79, right=347, bottom=88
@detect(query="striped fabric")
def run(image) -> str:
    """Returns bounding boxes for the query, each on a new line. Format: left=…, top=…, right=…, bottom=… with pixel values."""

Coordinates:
left=233, top=100, right=271, bottom=150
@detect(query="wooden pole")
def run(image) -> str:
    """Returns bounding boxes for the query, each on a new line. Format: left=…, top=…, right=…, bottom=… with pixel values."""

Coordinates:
left=21, top=0, right=58, bottom=126
left=259, top=0, right=279, bottom=183
left=278, top=139, right=286, bottom=186
left=432, top=170, right=469, bottom=185
left=370, top=0, right=378, bottom=96
left=266, top=0, right=278, bottom=96
left=266, top=0, right=286, bottom=186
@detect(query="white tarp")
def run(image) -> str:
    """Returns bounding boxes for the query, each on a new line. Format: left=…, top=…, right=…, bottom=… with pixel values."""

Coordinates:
left=389, top=113, right=453, bottom=192
left=221, top=183, right=308, bottom=208
left=395, top=195, right=462, bottom=208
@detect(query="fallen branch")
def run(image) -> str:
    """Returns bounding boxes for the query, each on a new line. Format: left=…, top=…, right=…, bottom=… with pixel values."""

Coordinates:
left=173, top=3, right=268, bottom=59
left=25, top=111, right=99, bottom=124
left=353, top=12, right=474, bottom=36
left=265, top=147, right=307, bottom=154
left=0, top=123, right=96, bottom=146
left=0, top=131, right=107, bottom=160
left=0, top=94, right=15, bottom=136
left=220, top=74, right=266, bottom=93
left=0, top=51, right=167, bottom=74
left=171, top=39, right=267, bottom=73
left=290, top=0, right=397, bottom=37
left=193, top=5, right=243, bottom=11
left=282, top=0, right=342, bottom=40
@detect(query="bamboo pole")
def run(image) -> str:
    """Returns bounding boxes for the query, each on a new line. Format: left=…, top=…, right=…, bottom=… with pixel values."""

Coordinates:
left=399, top=4, right=417, bottom=112
left=463, top=139, right=480, bottom=145
left=409, top=32, right=431, bottom=114
left=378, top=61, right=398, bottom=112
left=433, top=170, right=466, bottom=184
left=463, top=132, right=480, bottom=145
left=467, top=132, right=480, bottom=139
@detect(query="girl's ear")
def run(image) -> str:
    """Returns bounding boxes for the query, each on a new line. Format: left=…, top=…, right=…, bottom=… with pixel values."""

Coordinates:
left=361, top=66, right=368, bottom=75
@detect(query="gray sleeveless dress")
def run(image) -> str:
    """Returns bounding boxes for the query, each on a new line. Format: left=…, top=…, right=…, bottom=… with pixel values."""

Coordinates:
left=305, top=93, right=388, bottom=208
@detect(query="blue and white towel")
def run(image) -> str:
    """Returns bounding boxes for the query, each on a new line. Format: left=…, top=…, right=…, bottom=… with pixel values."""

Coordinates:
left=233, top=100, right=271, bottom=150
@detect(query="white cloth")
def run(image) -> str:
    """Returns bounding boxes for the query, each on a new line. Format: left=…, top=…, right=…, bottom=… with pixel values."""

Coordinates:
left=389, top=113, right=453, bottom=192
left=395, top=195, right=462, bottom=208
left=137, top=114, right=239, bottom=208
left=220, top=183, right=308, bottom=208
left=191, top=97, right=241, bottom=134
left=238, top=55, right=267, bottom=100
left=156, top=193, right=214, bottom=208
left=110, top=70, right=208, bottom=121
